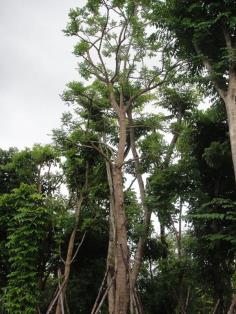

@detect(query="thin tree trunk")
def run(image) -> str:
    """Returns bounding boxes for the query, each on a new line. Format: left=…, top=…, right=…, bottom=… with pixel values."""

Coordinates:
left=112, top=163, right=129, bottom=314
left=178, top=199, right=182, bottom=260
left=128, top=109, right=183, bottom=312
left=177, top=199, right=185, bottom=314
left=160, top=111, right=183, bottom=247
left=55, top=194, right=84, bottom=314
left=112, top=104, right=129, bottom=314
left=228, top=295, right=236, bottom=314
left=213, top=299, right=220, bottom=314
left=107, top=214, right=116, bottom=314
left=127, top=111, right=151, bottom=294
left=225, top=72, right=236, bottom=182
left=105, top=159, right=116, bottom=314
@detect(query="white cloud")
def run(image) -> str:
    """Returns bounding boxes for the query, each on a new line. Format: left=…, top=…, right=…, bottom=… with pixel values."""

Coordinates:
left=0, top=0, right=86, bottom=149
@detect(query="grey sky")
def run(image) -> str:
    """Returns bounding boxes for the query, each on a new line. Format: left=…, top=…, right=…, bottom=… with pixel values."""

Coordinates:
left=0, top=0, right=86, bottom=150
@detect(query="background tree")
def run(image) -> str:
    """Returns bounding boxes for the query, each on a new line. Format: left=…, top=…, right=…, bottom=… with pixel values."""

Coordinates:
left=149, top=0, right=236, bottom=181
left=180, top=103, right=236, bottom=313
left=0, top=146, right=66, bottom=313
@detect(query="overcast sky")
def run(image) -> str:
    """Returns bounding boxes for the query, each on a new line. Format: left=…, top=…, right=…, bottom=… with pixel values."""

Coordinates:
left=0, top=0, right=87, bottom=150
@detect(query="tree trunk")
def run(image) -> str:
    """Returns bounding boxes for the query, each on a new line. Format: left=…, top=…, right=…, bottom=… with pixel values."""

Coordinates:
left=105, top=160, right=116, bottom=314
left=55, top=230, right=76, bottom=314
left=228, top=295, right=236, bottom=314
left=127, top=111, right=151, bottom=297
left=112, top=104, right=129, bottom=314
left=55, top=195, right=84, bottom=314
left=112, top=164, right=129, bottom=314
left=107, top=213, right=116, bottom=314
left=178, top=199, right=182, bottom=260
left=225, top=72, right=236, bottom=182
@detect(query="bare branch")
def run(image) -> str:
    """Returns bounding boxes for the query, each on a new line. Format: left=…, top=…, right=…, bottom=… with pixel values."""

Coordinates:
left=79, top=54, right=106, bottom=82
left=125, top=177, right=137, bottom=192
left=163, top=111, right=183, bottom=168
left=46, top=280, right=67, bottom=314
left=123, top=4, right=139, bottom=74
left=96, top=3, right=110, bottom=81
left=92, top=273, right=116, bottom=314
left=71, top=232, right=86, bottom=263
left=127, top=61, right=180, bottom=111
left=111, top=20, right=129, bottom=83
left=90, top=142, right=112, bottom=163
left=213, top=299, right=220, bottom=314
left=91, top=140, right=116, bottom=160
left=91, top=269, right=108, bottom=314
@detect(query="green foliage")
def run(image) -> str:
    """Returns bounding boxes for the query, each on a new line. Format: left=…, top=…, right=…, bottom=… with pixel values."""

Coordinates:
left=203, top=141, right=230, bottom=169
left=150, top=0, right=236, bottom=93
left=139, top=131, right=165, bottom=171
left=189, top=197, right=236, bottom=247
left=3, top=184, right=50, bottom=314
left=158, top=85, right=200, bottom=117
left=124, top=190, right=143, bottom=242
left=0, top=146, right=65, bottom=313
left=74, top=41, right=90, bottom=56
left=177, top=104, right=236, bottom=311
left=139, top=236, right=202, bottom=314
left=0, top=145, right=59, bottom=196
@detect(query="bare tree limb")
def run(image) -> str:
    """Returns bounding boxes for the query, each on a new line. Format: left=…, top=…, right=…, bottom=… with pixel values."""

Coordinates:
left=212, top=299, right=220, bottom=314
left=71, top=232, right=86, bottom=263
left=127, top=62, right=180, bottom=111
left=92, top=274, right=116, bottom=314
left=125, top=177, right=137, bottom=192
left=91, top=270, right=108, bottom=314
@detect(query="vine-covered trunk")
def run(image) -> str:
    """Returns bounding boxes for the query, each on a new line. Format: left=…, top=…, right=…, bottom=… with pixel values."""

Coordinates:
left=225, top=72, right=236, bottom=182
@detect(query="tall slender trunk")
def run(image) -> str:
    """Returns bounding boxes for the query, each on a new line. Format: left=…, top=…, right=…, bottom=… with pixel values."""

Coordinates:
left=178, top=199, right=182, bottom=260
left=112, top=105, right=129, bottom=314
left=225, top=72, right=236, bottom=181
left=112, top=164, right=129, bottom=314
left=127, top=109, right=182, bottom=313
left=55, top=194, right=84, bottom=314
left=177, top=200, right=185, bottom=314
left=107, top=211, right=116, bottom=314
left=105, top=160, right=116, bottom=314
left=127, top=111, right=151, bottom=293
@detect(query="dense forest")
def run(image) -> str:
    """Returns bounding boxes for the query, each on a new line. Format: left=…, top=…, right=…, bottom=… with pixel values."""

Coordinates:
left=1, top=0, right=236, bottom=313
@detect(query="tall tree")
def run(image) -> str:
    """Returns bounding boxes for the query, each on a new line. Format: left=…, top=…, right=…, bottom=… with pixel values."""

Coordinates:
left=150, top=0, right=236, bottom=181
left=63, top=1, right=178, bottom=312
left=176, top=103, right=236, bottom=313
